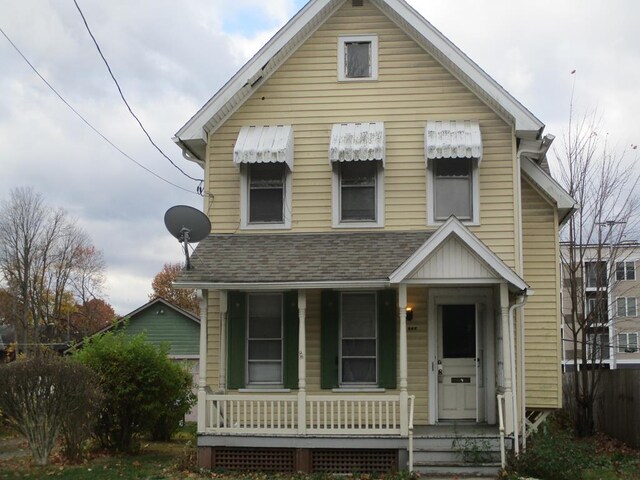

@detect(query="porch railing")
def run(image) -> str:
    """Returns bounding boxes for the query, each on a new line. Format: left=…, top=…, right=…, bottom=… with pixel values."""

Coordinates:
left=205, top=393, right=405, bottom=436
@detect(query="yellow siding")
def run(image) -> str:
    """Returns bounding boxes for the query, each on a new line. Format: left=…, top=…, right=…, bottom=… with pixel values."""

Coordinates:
left=206, top=0, right=517, bottom=269
left=522, top=179, right=562, bottom=409
left=206, top=290, right=220, bottom=388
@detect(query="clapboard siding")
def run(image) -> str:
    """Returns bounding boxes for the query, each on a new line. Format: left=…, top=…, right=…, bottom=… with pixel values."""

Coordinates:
left=207, top=0, right=517, bottom=269
left=522, top=179, right=562, bottom=409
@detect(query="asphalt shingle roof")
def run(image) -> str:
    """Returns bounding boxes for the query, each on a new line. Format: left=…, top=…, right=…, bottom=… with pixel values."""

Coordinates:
left=177, top=231, right=434, bottom=284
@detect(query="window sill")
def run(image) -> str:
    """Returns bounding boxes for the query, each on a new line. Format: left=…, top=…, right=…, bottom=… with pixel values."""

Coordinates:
left=333, top=221, right=384, bottom=229
left=428, top=219, right=479, bottom=228
left=238, top=388, right=291, bottom=393
left=241, top=222, right=291, bottom=230
left=332, top=387, right=386, bottom=393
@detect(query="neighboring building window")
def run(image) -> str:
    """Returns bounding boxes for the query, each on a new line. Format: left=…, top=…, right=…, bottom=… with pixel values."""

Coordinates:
left=432, top=158, right=474, bottom=221
left=616, top=261, right=636, bottom=281
left=584, top=261, right=607, bottom=289
left=332, top=161, right=384, bottom=227
left=616, top=297, right=637, bottom=317
left=338, top=35, right=378, bottom=81
left=340, top=292, right=377, bottom=385
left=586, top=331, right=610, bottom=360
left=241, top=163, right=292, bottom=229
left=246, top=293, right=283, bottom=385
left=585, top=292, right=608, bottom=324
left=618, top=332, right=639, bottom=353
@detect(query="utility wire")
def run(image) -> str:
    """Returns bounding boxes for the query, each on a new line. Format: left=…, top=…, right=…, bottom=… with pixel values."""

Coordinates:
left=72, top=0, right=204, bottom=185
left=0, top=25, right=200, bottom=196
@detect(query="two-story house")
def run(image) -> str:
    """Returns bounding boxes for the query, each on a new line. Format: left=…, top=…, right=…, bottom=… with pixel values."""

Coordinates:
left=561, top=243, right=640, bottom=371
left=172, top=0, right=577, bottom=475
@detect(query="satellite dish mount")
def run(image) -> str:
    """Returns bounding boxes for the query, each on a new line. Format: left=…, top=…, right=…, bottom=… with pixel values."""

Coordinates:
left=164, top=205, right=211, bottom=270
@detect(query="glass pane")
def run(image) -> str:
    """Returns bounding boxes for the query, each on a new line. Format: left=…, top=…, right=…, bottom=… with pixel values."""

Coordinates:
left=341, top=186, right=375, bottom=220
left=617, top=298, right=626, bottom=317
left=341, top=162, right=376, bottom=185
left=442, top=305, right=476, bottom=358
left=249, top=164, right=284, bottom=187
left=619, top=334, right=627, bottom=352
left=250, top=294, right=281, bottom=318
left=248, top=362, right=282, bottom=383
left=249, top=188, right=283, bottom=222
left=630, top=333, right=638, bottom=351
left=435, top=160, right=472, bottom=178
left=628, top=299, right=637, bottom=317
left=342, top=339, right=376, bottom=357
left=585, top=262, right=607, bottom=288
left=616, top=262, right=625, bottom=281
left=342, top=293, right=376, bottom=337
left=628, top=262, right=636, bottom=280
left=435, top=177, right=471, bottom=220
left=342, top=358, right=376, bottom=383
left=248, top=340, right=282, bottom=360
left=346, top=42, right=371, bottom=78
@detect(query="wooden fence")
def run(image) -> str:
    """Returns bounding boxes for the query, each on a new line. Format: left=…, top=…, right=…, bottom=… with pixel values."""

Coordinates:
left=563, top=369, right=640, bottom=448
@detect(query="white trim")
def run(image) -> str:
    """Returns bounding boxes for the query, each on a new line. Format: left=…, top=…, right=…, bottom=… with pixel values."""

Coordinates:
left=331, top=387, right=386, bottom=393
left=174, top=280, right=390, bottom=290
left=238, top=388, right=291, bottom=393
left=426, top=157, right=480, bottom=226
left=168, top=354, right=200, bottom=360
left=332, top=161, right=385, bottom=228
left=240, top=164, right=292, bottom=230
left=390, top=217, right=528, bottom=291
left=338, top=34, right=379, bottom=82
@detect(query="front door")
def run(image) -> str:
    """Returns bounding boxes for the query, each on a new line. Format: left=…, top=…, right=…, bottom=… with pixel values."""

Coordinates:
left=437, top=305, right=477, bottom=420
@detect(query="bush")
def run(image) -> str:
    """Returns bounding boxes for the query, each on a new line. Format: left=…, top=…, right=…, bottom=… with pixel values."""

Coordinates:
left=0, top=349, right=102, bottom=465
left=75, top=331, right=195, bottom=452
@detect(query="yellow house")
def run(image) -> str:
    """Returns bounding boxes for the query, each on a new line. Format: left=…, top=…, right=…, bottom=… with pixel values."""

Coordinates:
left=173, top=0, right=577, bottom=475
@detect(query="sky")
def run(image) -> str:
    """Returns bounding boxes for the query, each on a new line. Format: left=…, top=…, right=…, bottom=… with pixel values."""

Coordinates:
left=1, top=0, right=639, bottom=315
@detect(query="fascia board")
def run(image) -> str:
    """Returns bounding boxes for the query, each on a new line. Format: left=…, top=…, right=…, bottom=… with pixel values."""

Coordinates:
left=390, top=217, right=528, bottom=290
left=521, top=156, right=578, bottom=212
left=175, top=0, right=338, bottom=142
left=173, top=280, right=390, bottom=290
left=376, top=0, right=544, bottom=134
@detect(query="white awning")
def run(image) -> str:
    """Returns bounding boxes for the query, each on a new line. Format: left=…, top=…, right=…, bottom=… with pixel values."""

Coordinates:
left=329, top=122, right=385, bottom=165
left=425, top=120, right=482, bottom=163
left=233, top=125, right=294, bottom=170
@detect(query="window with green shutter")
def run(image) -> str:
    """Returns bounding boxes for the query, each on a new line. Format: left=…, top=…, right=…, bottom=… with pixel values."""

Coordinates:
left=227, top=291, right=298, bottom=389
left=321, top=289, right=396, bottom=389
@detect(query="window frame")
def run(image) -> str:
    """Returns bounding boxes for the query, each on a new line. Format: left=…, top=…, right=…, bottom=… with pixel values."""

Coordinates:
left=339, top=291, right=378, bottom=386
left=245, top=292, right=284, bottom=387
left=338, top=34, right=378, bottom=82
left=332, top=161, right=384, bottom=228
left=240, top=163, right=292, bottom=230
left=618, top=332, right=639, bottom=353
left=616, top=261, right=636, bottom=281
left=584, top=261, right=608, bottom=290
left=426, top=158, right=480, bottom=225
left=616, top=297, right=638, bottom=317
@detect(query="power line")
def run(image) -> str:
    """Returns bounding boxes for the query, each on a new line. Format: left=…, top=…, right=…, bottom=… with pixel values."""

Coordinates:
left=0, top=25, right=200, bottom=197
left=72, top=0, right=204, bottom=185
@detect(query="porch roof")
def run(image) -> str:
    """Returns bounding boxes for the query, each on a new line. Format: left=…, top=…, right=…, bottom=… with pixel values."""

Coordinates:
left=174, top=231, right=432, bottom=287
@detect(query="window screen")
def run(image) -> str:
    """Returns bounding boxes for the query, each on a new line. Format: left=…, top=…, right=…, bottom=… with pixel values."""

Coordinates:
left=340, top=162, right=376, bottom=221
left=341, top=293, right=377, bottom=384
left=247, top=293, right=283, bottom=384
left=345, top=41, right=371, bottom=78
left=433, top=159, right=472, bottom=220
left=248, top=164, right=285, bottom=223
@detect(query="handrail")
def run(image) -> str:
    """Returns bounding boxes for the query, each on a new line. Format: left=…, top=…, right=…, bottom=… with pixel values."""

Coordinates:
left=407, top=395, right=415, bottom=472
left=497, top=393, right=506, bottom=469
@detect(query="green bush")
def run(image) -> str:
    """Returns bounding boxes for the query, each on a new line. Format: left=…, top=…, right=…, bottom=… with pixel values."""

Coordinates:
left=0, top=350, right=102, bottom=465
left=75, top=331, right=195, bottom=452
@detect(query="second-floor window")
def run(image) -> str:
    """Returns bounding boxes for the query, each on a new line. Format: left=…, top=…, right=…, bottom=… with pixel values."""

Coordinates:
left=616, top=261, right=636, bottom=281
left=248, top=164, right=285, bottom=223
left=340, top=162, right=376, bottom=222
left=618, top=332, right=638, bottom=353
left=616, top=297, right=637, bottom=317
left=432, top=159, right=473, bottom=221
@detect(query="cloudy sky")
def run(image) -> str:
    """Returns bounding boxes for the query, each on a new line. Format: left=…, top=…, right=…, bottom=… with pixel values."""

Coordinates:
left=1, top=0, right=638, bottom=315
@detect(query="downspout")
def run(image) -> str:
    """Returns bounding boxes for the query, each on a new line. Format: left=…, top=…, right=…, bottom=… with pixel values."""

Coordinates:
left=509, top=292, right=528, bottom=455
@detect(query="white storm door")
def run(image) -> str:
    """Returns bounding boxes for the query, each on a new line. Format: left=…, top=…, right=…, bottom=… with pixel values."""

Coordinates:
left=437, top=304, right=477, bottom=420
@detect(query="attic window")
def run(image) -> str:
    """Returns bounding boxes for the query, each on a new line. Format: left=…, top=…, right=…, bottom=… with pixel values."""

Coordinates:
left=338, top=35, right=378, bottom=81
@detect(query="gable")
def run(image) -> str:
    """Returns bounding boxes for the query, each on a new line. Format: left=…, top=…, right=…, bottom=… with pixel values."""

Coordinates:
left=407, top=235, right=500, bottom=282
left=175, top=0, right=544, bottom=162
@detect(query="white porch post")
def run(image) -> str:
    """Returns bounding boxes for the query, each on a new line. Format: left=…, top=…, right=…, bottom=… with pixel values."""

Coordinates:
left=219, top=291, right=228, bottom=391
left=297, top=290, right=307, bottom=434
left=500, top=283, right=514, bottom=435
left=398, top=284, right=409, bottom=436
left=197, top=289, right=209, bottom=434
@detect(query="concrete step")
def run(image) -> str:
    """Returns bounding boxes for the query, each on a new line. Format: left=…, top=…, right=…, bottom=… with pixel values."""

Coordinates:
left=413, top=461, right=502, bottom=477
left=412, top=435, right=507, bottom=451
left=414, top=448, right=501, bottom=464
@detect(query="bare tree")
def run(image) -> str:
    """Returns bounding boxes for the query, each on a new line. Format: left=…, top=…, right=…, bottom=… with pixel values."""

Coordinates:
left=557, top=109, right=640, bottom=437
left=0, top=187, right=107, bottom=350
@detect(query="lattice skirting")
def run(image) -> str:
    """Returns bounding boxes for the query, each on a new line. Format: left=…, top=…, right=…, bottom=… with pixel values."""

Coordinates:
left=198, top=447, right=399, bottom=473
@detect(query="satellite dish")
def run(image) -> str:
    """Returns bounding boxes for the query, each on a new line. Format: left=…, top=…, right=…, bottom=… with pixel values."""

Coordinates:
left=164, top=205, right=211, bottom=270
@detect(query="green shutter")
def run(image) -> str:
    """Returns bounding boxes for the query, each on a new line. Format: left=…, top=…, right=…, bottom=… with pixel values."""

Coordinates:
left=283, top=291, right=299, bottom=389
left=321, top=290, right=340, bottom=389
left=227, top=291, right=246, bottom=389
left=377, top=289, right=397, bottom=389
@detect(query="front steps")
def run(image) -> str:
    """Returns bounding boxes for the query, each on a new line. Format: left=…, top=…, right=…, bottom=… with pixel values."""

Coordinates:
left=411, top=426, right=511, bottom=478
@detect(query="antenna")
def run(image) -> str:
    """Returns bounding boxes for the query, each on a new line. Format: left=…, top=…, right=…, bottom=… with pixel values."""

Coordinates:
left=164, top=205, right=211, bottom=270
